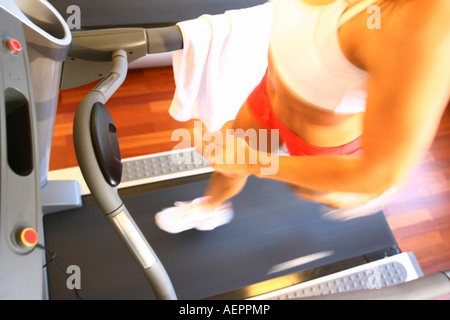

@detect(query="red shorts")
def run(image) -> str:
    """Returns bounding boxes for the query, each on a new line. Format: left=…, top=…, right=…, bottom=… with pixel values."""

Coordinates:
left=246, top=71, right=363, bottom=156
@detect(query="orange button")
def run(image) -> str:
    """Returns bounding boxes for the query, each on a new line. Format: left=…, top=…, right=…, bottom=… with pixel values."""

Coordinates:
left=5, top=38, right=22, bottom=54
left=20, top=228, right=38, bottom=247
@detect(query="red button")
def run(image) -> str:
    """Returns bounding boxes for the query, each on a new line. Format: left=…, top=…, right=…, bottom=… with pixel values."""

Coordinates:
left=20, top=228, right=38, bottom=248
left=6, top=39, right=22, bottom=53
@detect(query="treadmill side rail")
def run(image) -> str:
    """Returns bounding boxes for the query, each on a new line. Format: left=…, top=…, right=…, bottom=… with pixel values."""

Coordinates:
left=110, top=208, right=157, bottom=269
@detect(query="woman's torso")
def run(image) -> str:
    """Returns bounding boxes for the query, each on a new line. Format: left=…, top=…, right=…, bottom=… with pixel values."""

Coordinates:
left=267, top=0, right=378, bottom=147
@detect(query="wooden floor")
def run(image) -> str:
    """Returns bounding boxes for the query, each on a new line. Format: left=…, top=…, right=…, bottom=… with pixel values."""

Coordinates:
left=50, top=66, right=450, bottom=288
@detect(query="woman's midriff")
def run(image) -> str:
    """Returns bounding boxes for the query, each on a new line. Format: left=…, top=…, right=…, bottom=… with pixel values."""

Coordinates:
left=266, top=59, right=364, bottom=148
left=264, top=58, right=376, bottom=207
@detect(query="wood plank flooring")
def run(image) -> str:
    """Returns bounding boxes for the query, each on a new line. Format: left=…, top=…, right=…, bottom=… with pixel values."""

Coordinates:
left=50, top=66, right=450, bottom=286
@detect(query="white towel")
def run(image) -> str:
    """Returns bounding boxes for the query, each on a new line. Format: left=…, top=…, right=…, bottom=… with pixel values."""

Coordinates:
left=170, top=3, right=273, bottom=132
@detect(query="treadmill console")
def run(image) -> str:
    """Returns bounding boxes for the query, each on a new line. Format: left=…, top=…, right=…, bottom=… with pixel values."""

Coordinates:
left=0, top=6, right=44, bottom=299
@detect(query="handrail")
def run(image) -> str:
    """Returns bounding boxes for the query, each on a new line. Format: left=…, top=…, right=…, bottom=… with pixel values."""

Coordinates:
left=61, top=25, right=183, bottom=89
left=72, top=49, right=177, bottom=300
left=68, top=25, right=183, bottom=61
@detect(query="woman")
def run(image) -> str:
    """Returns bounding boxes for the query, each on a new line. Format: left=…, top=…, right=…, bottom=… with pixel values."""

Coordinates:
left=155, top=0, right=450, bottom=233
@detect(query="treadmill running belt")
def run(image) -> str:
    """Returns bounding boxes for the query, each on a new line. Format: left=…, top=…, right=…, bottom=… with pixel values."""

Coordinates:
left=43, top=175, right=396, bottom=300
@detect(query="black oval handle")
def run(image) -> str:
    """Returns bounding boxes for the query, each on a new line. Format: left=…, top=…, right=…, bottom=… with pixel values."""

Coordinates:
left=90, top=102, right=122, bottom=187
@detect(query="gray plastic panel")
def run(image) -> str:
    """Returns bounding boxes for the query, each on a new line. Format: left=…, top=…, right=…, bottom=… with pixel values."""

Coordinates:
left=275, top=262, right=407, bottom=298
left=250, top=252, right=422, bottom=300
left=0, top=6, right=45, bottom=299
left=121, top=149, right=210, bottom=183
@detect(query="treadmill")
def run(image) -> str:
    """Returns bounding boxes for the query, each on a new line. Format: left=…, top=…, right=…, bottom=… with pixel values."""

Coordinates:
left=1, top=0, right=449, bottom=300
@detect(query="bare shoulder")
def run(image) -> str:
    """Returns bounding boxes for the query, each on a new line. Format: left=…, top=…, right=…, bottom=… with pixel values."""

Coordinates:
left=382, top=0, right=450, bottom=36
left=360, top=0, right=450, bottom=73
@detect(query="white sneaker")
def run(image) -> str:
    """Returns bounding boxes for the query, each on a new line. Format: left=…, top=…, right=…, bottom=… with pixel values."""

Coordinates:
left=155, top=197, right=234, bottom=234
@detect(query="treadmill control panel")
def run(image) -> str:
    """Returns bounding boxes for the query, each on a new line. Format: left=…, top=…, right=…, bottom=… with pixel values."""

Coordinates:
left=0, top=7, right=44, bottom=299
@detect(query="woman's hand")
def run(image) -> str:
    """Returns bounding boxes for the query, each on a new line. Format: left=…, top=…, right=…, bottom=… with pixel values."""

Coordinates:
left=195, top=127, right=253, bottom=178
